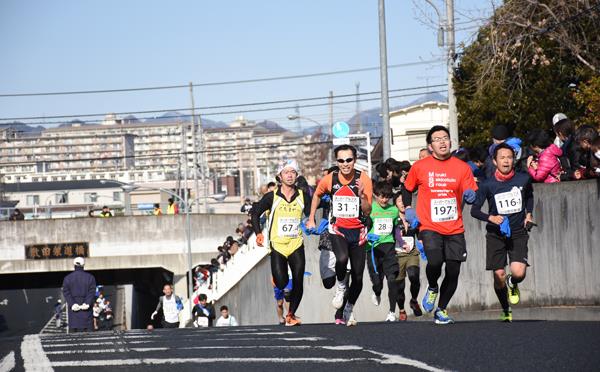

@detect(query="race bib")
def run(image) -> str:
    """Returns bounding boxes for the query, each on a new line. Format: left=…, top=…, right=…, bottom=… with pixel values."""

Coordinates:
left=277, top=217, right=300, bottom=237
left=430, top=197, right=458, bottom=222
left=396, top=236, right=415, bottom=253
left=494, top=187, right=522, bottom=215
left=374, top=218, right=393, bottom=235
left=332, top=195, right=359, bottom=218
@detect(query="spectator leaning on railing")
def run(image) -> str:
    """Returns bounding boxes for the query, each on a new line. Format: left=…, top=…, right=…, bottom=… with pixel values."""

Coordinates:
left=573, top=125, right=599, bottom=180
left=526, top=129, right=563, bottom=183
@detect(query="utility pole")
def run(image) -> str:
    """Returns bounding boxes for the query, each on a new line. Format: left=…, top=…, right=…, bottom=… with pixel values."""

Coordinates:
left=378, top=0, right=391, bottom=160
left=355, top=82, right=361, bottom=133
left=446, top=0, right=458, bottom=150
left=189, top=83, right=200, bottom=213
left=328, top=91, right=333, bottom=167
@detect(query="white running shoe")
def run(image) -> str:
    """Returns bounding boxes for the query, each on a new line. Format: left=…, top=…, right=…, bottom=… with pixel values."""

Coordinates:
left=371, top=293, right=381, bottom=306
left=385, top=311, right=396, bottom=322
left=332, top=281, right=346, bottom=309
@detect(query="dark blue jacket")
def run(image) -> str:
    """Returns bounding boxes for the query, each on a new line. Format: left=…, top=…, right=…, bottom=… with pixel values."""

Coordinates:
left=62, top=266, right=96, bottom=329
left=471, top=171, right=534, bottom=234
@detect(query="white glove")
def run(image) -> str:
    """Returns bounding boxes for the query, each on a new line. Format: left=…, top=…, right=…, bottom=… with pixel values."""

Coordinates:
left=80, top=303, right=90, bottom=310
left=151, top=311, right=157, bottom=320
left=71, top=304, right=80, bottom=312
left=193, top=320, right=198, bottom=328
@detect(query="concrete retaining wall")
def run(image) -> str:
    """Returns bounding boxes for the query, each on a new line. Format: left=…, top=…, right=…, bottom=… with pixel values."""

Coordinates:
left=217, top=179, right=600, bottom=325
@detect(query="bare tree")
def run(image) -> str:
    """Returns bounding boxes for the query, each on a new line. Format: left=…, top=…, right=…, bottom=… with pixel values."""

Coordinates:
left=464, top=0, right=600, bottom=93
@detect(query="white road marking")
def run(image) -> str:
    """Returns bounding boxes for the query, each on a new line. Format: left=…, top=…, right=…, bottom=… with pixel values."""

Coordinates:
left=43, top=341, right=153, bottom=348
left=365, top=350, right=448, bottom=372
left=20, top=335, right=53, bottom=371
left=51, top=357, right=377, bottom=367
left=0, top=351, right=15, bottom=372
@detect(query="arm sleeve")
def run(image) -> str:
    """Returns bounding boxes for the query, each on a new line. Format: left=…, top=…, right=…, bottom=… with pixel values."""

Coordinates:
left=231, top=316, right=239, bottom=326
left=62, top=278, right=74, bottom=305
left=470, top=185, right=490, bottom=222
left=85, top=275, right=96, bottom=305
left=303, top=190, right=312, bottom=217
left=524, top=177, right=534, bottom=213
left=401, top=185, right=413, bottom=206
left=251, top=192, right=274, bottom=234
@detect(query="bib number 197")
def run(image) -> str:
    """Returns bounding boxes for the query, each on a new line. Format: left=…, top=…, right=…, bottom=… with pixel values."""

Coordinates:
left=430, top=198, right=458, bottom=222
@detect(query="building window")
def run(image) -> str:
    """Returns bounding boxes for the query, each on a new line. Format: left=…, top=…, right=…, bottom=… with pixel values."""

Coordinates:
left=84, top=193, right=98, bottom=203
left=55, top=193, right=68, bottom=204
left=113, top=192, right=122, bottom=202
left=26, top=195, right=40, bottom=205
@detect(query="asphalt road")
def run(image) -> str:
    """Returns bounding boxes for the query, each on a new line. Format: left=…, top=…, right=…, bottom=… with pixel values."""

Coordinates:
left=1, top=319, right=599, bottom=371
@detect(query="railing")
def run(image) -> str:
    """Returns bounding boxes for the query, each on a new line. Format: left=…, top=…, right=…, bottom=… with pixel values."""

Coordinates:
left=195, top=233, right=269, bottom=303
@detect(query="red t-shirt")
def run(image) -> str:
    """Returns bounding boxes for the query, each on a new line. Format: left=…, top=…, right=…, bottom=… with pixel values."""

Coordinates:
left=404, top=156, right=478, bottom=235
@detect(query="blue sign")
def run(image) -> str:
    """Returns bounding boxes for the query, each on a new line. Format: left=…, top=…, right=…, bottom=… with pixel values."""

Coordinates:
left=332, top=121, right=350, bottom=138
left=136, top=203, right=155, bottom=210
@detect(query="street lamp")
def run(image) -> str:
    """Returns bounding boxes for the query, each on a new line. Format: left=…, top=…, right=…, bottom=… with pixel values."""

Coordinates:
left=100, top=179, right=195, bottom=322
left=287, top=114, right=333, bottom=166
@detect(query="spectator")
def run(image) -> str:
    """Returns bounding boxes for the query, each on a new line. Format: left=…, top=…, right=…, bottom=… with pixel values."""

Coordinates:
left=167, top=198, right=179, bottom=215
left=99, top=206, right=112, bottom=218
left=103, top=300, right=114, bottom=330
left=418, top=148, right=430, bottom=160
left=229, top=241, right=240, bottom=256
left=526, top=129, right=563, bottom=183
left=151, top=283, right=183, bottom=328
left=574, top=125, right=599, bottom=179
left=240, top=198, right=253, bottom=214
left=468, top=146, right=488, bottom=180
left=9, top=208, right=25, bottom=221
left=553, top=118, right=581, bottom=180
left=153, top=203, right=162, bottom=216
left=192, top=293, right=216, bottom=327
left=215, top=305, right=239, bottom=327
left=53, top=299, right=63, bottom=328
left=93, top=302, right=102, bottom=330
left=62, top=257, right=96, bottom=332
left=590, top=137, right=600, bottom=178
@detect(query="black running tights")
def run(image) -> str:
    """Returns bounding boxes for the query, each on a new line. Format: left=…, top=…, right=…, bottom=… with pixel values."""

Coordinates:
left=271, top=246, right=305, bottom=314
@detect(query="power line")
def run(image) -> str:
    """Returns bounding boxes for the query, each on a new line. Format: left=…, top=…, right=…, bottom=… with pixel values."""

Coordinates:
left=0, top=87, right=447, bottom=125
left=0, top=59, right=444, bottom=98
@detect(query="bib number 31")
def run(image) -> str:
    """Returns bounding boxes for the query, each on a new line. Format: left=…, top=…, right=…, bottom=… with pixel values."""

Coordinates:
left=332, top=196, right=359, bottom=218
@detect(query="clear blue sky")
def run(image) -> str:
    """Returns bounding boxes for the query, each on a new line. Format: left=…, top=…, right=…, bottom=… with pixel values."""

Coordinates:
left=0, top=0, right=496, bottom=129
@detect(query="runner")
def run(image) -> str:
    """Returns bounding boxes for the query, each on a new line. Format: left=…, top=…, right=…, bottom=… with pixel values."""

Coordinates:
left=252, top=159, right=311, bottom=326
left=394, top=224, right=423, bottom=321
left=307, top=144, right=373, bottom=326
left=365, top=181, right=401, bottom=321
left=470, top=143, right=535, bottom=322
left=403, top=125, right=478, bottom=324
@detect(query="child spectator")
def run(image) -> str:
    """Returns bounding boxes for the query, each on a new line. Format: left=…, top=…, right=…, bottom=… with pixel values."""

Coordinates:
left=215, top=305, right=239, bottom=327
left=574, top=125, right=599, bottom=179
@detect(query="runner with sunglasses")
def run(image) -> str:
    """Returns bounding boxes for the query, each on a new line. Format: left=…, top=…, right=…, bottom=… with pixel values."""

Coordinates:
left=403, top=125, right=478, bottom=324
left=307, top=144, right=373, bottom=326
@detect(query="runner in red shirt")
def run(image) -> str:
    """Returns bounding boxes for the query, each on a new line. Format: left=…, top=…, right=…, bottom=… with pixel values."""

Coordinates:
left=403, top=125, right=478, bottom=324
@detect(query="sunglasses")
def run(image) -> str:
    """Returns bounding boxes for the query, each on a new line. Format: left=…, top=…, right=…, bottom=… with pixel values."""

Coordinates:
left=336, top=157, right=355, bottom=164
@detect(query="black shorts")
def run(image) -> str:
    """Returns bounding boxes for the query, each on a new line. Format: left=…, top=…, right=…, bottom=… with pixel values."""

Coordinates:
left=419, top=230, right=467, bottom=262
left=486, top=229, right=529, bottom=270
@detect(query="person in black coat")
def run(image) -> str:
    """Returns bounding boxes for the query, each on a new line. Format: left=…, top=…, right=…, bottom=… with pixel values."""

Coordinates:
left=62, top=257, right=96, bottom=332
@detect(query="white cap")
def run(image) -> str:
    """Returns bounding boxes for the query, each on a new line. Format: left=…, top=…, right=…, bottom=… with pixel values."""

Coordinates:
left=552, top=113, right=567, bottom=126
left=277, top=159, right=299, bottom=174
left=74, top=257, right=85, bottom=267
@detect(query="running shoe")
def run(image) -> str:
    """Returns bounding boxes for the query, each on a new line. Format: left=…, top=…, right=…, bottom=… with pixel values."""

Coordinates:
left=409, top=298, right=423, bottom=317
left=385, top=311, right=396, bottom=322
left=335, top=318, right=346, bottom=325
left=285, top=313, right=301, bottom=326
left=371, top=293, right=381, bottom=306
left=343, top=303, right=357, bottom=326
left=346, top=312, right=357, bottom=327
left=433, top=308, right=454, bottom=324
left=332, top=281, right=346, bottom=309
left=398, top=310, right=408, bottom=322
left=422, top=287, right=438, bottom=313
left=500, top=309, right=512, bottom=322
left=507, top=275, right=520, bottom=305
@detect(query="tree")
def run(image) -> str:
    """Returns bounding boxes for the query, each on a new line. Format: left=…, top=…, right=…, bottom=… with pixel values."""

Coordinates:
left=455, top=0, right=600, bottom=147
